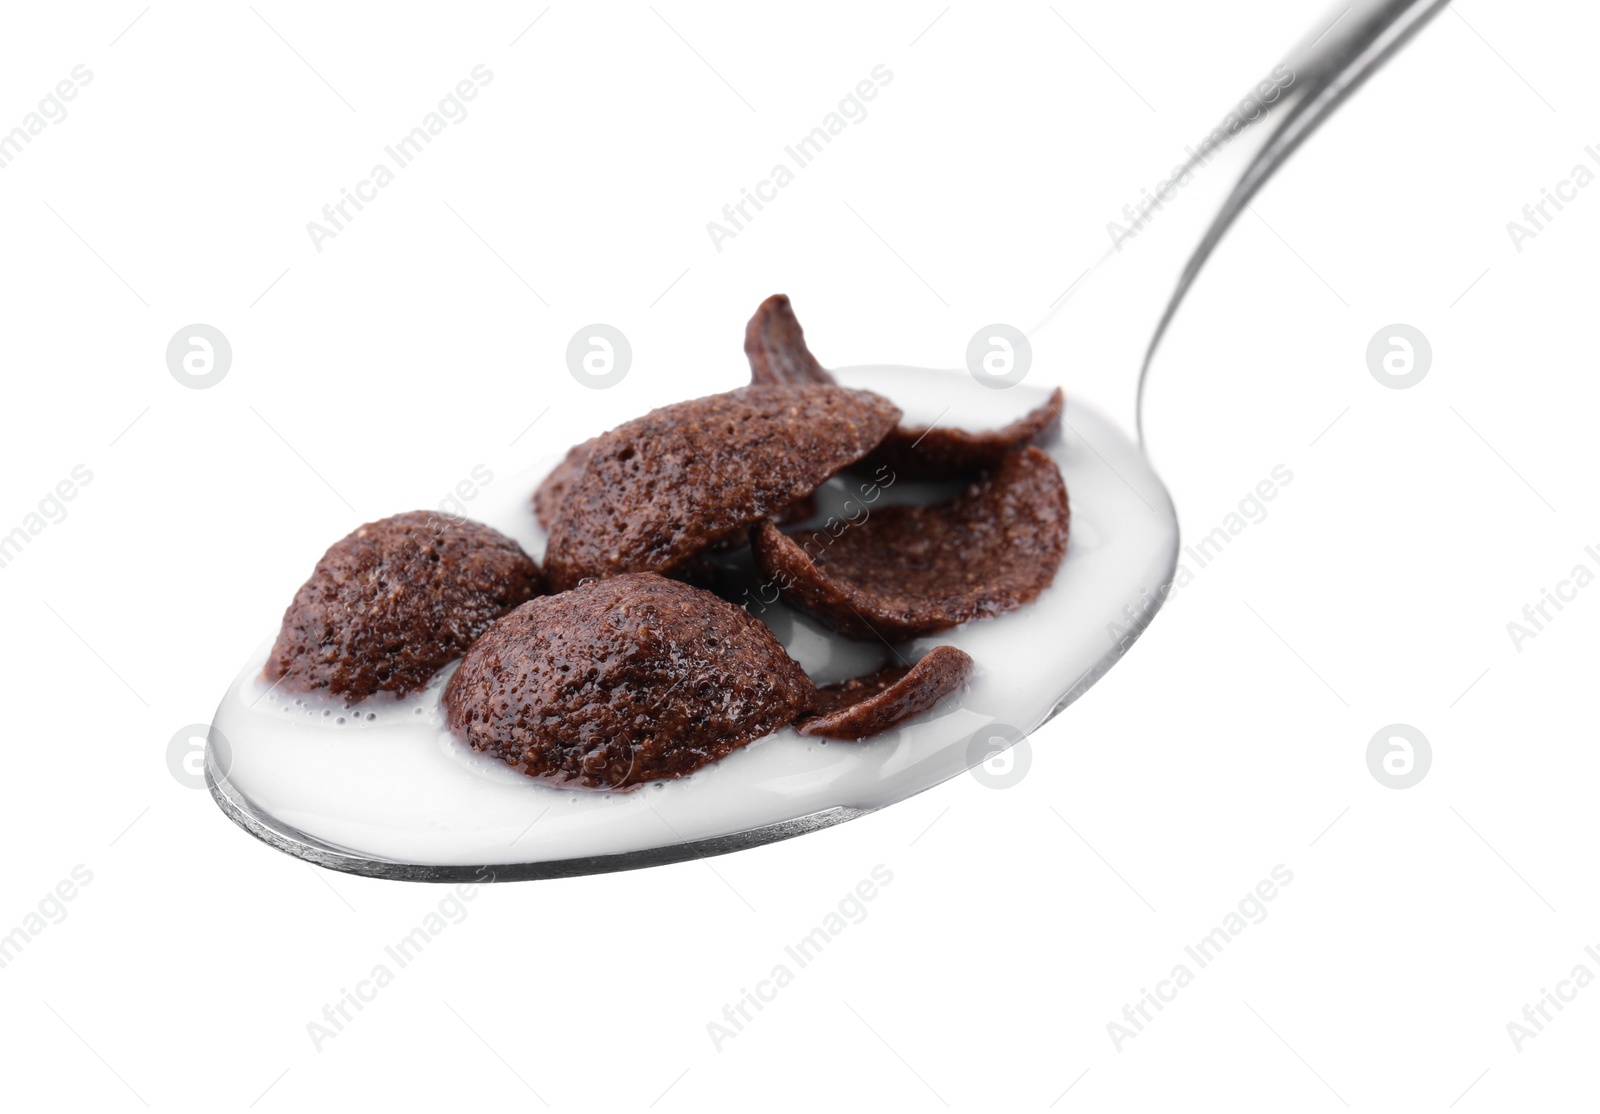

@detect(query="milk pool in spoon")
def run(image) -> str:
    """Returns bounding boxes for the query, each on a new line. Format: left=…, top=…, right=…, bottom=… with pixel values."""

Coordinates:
left=209, top=368, right=1176, bottom=879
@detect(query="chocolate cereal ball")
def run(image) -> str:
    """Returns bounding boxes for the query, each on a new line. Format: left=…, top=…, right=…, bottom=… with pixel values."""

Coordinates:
left=265, top=511, right=542, bottom=700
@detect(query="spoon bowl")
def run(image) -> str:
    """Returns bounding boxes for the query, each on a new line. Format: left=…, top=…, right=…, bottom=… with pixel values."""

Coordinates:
left=207, top=369, right=1176, bottom=880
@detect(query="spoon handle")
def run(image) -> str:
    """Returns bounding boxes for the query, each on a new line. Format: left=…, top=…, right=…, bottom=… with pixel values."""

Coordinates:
left=1133, top=0, right=1454, bottom=442
left=1028, top=0, right=1451, bottom=448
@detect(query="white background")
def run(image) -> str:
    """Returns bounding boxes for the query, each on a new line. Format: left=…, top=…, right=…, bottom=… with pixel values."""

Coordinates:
left=0, top=1, right=1594, bottom=1110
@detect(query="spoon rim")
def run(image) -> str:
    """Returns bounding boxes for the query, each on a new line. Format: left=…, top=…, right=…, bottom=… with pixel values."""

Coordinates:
left=206, top=743, right=876, bottom=882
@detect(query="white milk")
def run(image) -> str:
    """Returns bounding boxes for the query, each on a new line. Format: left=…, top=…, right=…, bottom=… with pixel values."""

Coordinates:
left=211, top=367, right=1178, bottom=867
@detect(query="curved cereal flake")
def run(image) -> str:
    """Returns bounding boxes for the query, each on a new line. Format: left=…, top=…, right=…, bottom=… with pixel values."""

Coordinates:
left=751, top=447, right=1069, bottom=641
left=744, top=293, right=835, bottom=387
left=443, top=573, right=815, bottom=790
left=266, top=512, right=543, bottom=700
left=797, top=646, right=974, bottom=740
left=542, top=384, right=900, bottom=592
left=864, top=387, right=1065, bottom=480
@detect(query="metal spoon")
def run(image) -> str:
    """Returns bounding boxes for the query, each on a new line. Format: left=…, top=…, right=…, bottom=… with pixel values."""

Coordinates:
left=207, top=0, right=1449, bottom=881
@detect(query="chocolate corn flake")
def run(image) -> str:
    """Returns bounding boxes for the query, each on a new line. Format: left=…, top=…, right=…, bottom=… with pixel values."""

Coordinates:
left=534, top=434, right=813, bottom=538
left=744, top=293, right=835, bottom=387
left=797, top=646, right=974, bottom=740
left=751, top=446, right=1069, bottom=641
left=265, top=511, right=542, bottom=700
left=542, top=383, right=900, bottom=592
left=865, top=387, right=1065, bottom=481
left=443, top=573, right=815, bottom=790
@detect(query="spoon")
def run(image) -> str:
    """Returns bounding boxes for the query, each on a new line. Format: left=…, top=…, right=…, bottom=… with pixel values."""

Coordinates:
left=206, top=0, right=1448, bottom=882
